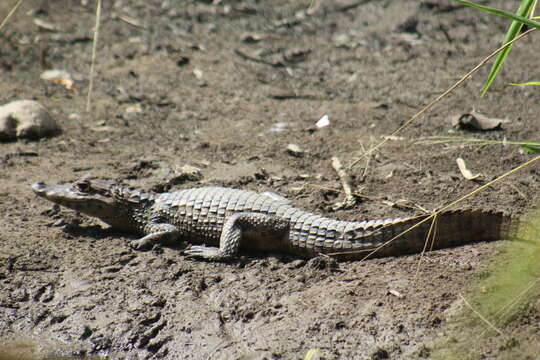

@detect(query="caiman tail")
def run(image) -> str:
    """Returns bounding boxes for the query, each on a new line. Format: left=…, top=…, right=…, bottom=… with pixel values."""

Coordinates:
left=325, top=209, right=515, bottom=260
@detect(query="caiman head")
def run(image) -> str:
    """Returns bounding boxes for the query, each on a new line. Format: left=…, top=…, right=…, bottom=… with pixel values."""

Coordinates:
left=32, top=176, right=153, bottom=232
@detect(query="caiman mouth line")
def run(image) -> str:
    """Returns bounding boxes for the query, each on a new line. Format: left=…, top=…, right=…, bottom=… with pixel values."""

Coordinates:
left=32, top=181, right=104, bottom=202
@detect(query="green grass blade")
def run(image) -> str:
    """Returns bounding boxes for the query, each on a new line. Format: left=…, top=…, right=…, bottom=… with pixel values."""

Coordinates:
left=521, top=145, right=540, bottom=154
left=454, top=0, right=538, bottom=95
left=482, top=0, right=534, bottom=96
left=455, top=0, right=540, bottom=29
left=509, top=81, right=540, bottom=86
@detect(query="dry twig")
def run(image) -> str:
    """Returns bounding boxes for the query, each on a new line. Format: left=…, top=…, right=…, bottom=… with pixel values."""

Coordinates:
left=331, top=156, right=356, bottom=210
left=86, top=0, right=102, bottom=112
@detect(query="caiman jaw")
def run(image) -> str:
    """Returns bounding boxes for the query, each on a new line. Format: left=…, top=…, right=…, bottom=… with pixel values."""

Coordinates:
left=32, top=178, right=153, bottom=234
left=31, top=180, right=126, bottom=228
left=32, top=181, right=112, bottom=209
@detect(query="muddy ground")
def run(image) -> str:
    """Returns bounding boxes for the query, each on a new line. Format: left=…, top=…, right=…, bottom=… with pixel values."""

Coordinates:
left=1, top=1, right=539, bottom=359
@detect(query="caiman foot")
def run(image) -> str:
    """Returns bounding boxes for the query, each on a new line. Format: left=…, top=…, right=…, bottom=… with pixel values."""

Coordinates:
left=129, top=237, right=156, bottom=251
left=184, top=246, right=232, bottom=261
left=130, top=225, right=180, bottom=250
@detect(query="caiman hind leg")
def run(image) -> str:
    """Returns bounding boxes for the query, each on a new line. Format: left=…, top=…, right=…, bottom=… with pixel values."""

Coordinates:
left=130, top=223, right=181, bottom=250
left=185, top=212, right=289, bottom=260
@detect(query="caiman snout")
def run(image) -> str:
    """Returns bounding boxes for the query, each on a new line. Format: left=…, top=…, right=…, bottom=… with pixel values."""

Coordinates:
left=31, top=181, right=74, bottom=200
left=31, top=177, right=133, bottom=231
left=32, top=181, right=47, bottom=192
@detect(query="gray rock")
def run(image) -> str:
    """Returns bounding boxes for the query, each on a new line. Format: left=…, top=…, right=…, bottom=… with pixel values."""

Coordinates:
left=0, top=100, right=60, bottom=141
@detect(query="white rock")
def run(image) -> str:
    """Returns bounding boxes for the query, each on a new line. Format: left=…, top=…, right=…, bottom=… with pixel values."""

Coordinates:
left=0, top=100, right=59, bottom=140
left=316, top=114, right=330, bottom=128
left=40, top=69, right=72, bottom=81
left=286, top=143, right=304, bottom=156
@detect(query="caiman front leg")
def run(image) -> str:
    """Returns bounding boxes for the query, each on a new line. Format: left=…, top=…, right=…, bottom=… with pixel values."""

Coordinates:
left=130, top=223, right=181, bottom=250
left=184, top=212, right=289, bottom=261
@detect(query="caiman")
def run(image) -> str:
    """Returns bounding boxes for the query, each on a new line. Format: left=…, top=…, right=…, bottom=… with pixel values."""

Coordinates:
left=31, top=176, right=514, bottom=260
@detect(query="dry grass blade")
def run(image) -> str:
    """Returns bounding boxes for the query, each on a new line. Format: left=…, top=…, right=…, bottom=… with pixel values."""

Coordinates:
left=417, top=136, right=498, bottom=146
left=117, top=14, right=145, bottom=29
left=459, top=293, right=506, bottom=337
left=86, top=0, right=102, bottom=112
left=0, top=0, right=23, bottom=32
left=477, top=277, right=540, bottom=340
left=418, top=136, right=540, bottom=153
left=412, top=212, right=439, bottom=284
left=304, top=349, right=322, bottom=360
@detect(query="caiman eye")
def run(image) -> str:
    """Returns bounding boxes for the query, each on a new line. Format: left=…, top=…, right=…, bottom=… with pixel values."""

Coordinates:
left=74, top=181, right=91, bottom=193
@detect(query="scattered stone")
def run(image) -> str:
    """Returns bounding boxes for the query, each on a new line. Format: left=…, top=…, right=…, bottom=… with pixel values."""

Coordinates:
left=125, top=104, right=143, bottom=114
left=283, top=48, right=311, bottom=64
left=333, top=33, right=356, bottom=48
left=68, top=113, right=81, bottom=121
left=240, top=32, right=267, bottom=43
left=269, top=122, right=289, bottom=133
left=388, top=289, right=404, bottom=298
left=176, top=56, right=190, bottom=67
left=178, top=164, right=203, bottom=180
left=40, top=69, right=76, bottom=90
left=286, top=143, right=304, bottom=156
left=90, top=125, right=119, bottom=132
left=193, top=68, right=203, bottom=79
left=381, top=135, right=404, bottom=141
left=0, top=100, right=59, bottom=141
left=34, top=18, right=63, bottom=32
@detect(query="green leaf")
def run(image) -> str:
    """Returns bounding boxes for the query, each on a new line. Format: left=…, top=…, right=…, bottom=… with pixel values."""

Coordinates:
left=521, top=144, right=540, bottom=154
left=454, top=0, right=538, bottom=95
left=509, top=81, right=540, bottom=86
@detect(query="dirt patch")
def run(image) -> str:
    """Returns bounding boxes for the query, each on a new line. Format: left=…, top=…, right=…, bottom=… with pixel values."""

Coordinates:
left=1, top=1, right=539, bottom=359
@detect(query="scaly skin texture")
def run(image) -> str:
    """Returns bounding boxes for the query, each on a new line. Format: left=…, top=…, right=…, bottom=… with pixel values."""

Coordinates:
left=31, top=177, right=514, bottom=260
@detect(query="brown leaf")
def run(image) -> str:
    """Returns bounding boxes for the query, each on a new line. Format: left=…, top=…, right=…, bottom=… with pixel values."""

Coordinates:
left=451, top=110, right=509, bottom=131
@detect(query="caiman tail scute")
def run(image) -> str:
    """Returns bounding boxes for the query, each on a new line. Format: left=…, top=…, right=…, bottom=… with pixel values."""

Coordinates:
left=328, top=209, right=514, bottom=260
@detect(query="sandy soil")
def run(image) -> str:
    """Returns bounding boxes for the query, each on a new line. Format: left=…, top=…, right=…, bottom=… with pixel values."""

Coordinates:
left=1, top=1, right=539, bottom=359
